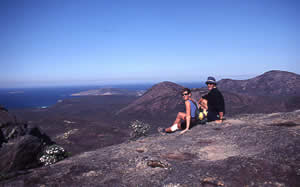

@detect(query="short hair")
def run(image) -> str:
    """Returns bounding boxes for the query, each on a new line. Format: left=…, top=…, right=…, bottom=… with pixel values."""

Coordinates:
left=182, top=88, right=191, bottom=94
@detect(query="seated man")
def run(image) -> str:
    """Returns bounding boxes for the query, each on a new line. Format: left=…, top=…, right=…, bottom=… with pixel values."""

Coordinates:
left=198, top=77, right=225, bottom=123
left=163, top=88, right=199, bottom=134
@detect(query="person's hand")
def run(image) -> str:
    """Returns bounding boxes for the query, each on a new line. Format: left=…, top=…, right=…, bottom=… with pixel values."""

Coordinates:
left=215, top=120, right=223, bottom=124
left=180, top=129, right=189, bottom=134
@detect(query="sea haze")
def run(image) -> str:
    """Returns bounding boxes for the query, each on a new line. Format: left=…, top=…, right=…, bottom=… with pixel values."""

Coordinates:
left=0, top=82, right=205, bottom=109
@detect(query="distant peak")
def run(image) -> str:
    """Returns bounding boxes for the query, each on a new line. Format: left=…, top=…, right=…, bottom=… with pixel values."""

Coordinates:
left=154, top=81, right=182, bottom=86
left=261, top=70, right=297, bottom=76
left=148, top=81, right=183, bottom=91
left=265, top=70, right=288, bottom=73
left=117, top=81, right=184, bottom=117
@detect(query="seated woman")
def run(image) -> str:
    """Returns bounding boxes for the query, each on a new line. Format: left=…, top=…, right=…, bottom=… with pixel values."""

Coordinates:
left=163, top=88, right=199, bottom=134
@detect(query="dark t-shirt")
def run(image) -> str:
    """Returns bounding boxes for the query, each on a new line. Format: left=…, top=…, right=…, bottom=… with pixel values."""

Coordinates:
left=202, top=87, right=225, bottom=120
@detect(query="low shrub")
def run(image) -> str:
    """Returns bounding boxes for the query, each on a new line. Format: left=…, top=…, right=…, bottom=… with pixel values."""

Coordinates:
left=129, top=120, right=150, bottom=140
left=39, top=144, right=68, bottom=166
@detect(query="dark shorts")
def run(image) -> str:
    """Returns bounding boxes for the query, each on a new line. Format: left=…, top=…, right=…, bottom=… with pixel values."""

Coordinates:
left=180, top=118, right=198, bottom=129
left=207, top=111, right=220, bottom=122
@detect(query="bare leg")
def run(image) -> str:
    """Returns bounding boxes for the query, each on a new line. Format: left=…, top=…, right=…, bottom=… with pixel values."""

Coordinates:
left=165, top=112, right=186, bottom=133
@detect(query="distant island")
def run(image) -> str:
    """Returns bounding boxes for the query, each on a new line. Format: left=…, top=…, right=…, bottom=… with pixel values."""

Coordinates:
left=71, top=88, right=146, bottom=97
left=8, top=91, right=24, bottom=94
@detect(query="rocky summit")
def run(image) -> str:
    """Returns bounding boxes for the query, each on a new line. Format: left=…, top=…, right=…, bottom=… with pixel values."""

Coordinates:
left=2, top=110, right=299, bottom=187
left=2, top=70, right=300, bottom=186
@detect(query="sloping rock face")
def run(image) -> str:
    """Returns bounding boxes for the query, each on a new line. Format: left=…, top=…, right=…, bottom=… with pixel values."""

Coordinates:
left=117, top=81, right=184, bottom=119
left=0, top=107, right=54, bottom=178
left=2, top=110, right=299, bottom=186
left=218, top=70, right=300, bottom=96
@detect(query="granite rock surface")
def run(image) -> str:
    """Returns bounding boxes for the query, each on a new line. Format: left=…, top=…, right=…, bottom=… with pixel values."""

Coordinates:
left=2, top=110, right=299, bottom=187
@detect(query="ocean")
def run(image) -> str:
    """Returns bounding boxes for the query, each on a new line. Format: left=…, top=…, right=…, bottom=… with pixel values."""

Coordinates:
left=0, top=82, right=205, bottom=109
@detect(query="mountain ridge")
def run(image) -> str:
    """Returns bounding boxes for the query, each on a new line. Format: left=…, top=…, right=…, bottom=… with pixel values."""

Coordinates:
left=118, top=71, right=300, bottom=119
left=218, top=70, right=300, bottom=96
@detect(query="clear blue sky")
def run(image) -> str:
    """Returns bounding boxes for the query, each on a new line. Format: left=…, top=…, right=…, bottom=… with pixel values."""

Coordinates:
left=1, top=0, right=299, bottom=88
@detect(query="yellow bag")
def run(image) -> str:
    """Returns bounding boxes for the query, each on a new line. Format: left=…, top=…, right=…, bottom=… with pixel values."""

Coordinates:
left=198, top=109, right=208, bottom=120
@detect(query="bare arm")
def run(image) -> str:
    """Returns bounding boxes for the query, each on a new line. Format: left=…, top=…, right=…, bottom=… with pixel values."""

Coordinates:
left=197, top=98, right=203, bottom=105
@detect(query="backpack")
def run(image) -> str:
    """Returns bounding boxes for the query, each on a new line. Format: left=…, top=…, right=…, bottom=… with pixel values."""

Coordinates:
left=190, top=99, right=207, bottom=124
left=190, top=100, right=207, bottom=124
left=198, top=108, right=208, bottom=120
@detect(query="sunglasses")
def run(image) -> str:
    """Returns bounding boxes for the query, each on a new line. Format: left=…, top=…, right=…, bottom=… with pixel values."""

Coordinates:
left=181, top=93, right=189, bottom=96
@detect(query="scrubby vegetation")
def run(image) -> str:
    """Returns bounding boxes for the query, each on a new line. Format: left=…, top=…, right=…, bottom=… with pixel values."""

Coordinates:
left=39, top=144, right=68, bottom=166
left=129, top=120, right=150, bottom=140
